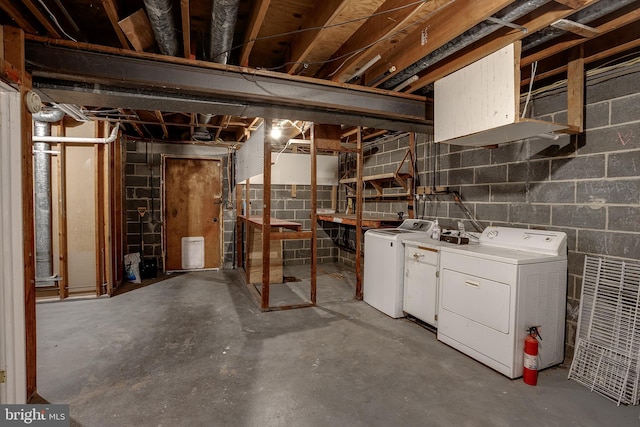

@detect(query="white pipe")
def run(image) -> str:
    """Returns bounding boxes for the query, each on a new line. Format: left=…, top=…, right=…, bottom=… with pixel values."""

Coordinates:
left=347, top=54, right=382, bottom=83
left=392, top=75, right=418, bottom=92
left=32, top=123, right=120, bottom=143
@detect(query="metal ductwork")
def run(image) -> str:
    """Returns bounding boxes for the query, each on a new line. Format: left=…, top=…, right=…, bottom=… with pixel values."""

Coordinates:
left=32, top=109, right=65, bottom=286
left=194, top=113, right=213, bottom=141
left=522, top=0, right=635, bottom=51
left=380, top=0, right=552, bottom=90
left=193, top=0, right=240, bottom=140
left=208, top=0, right=240, bottom=64
left=143, top=0, right=179, bottom=57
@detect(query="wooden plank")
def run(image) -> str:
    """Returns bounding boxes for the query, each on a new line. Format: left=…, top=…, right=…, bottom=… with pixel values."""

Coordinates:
left=310, top=122, right=317, bottom=305
left=118, top=8, right=154, bottom=52
left=261, top=121, right=272, bottom=309
left=365, top=0, right=514, bottom=87
left=239, top=0, right=271, bottom=66
left=551, top=19, right=600, bottom=38
left=101, top=0, right=131, bottom=49
left=316, top=214, right=403, bottom=228
left=521, top=5, right=640, bottom=69
left=57, top=142, right=68, bottom=299
left=109, top=131, right=123, bottom=289
left=553, top=0, right=591, bottom=8
left=180, top=0, right=191, bottom=59
left=408, top=132, right=415, bottom=218
left=566, top=46, right=584, bottom=133
left=20, top=0, right=61, bottom=37
left=411, top=0, right=600, bottom=92
left=285, top=0, right=350, bottom=75
left=94, top=143, right=105, bottom=296
left=269, top=231, right=313, bottom=240
left=323, top=0, right=447, bottom=81
left=154, top=110, right=169, bottom=138
left=247, top=226, right=282, bottom=284
left=355, top=127, right=363, bottom=300
left=235, top=184, right=243, bottom=269
left=3, top=25, right=37, bottom=399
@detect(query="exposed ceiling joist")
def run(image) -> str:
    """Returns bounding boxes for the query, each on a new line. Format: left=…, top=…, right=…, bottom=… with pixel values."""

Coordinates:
left=365, top=0, right=515, bottom=88
left=100, top=0, right=131, bottom=49
left=286, top=0, right=350, bottom=75
left=239, top=0, right=271, bottom=67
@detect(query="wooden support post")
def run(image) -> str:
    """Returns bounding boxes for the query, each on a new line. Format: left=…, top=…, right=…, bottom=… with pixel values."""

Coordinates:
left=235, top=183, right=242, bottom=269
left=310, top=125, right=317, bottom=305
left=261, top=120, right=272, bottom=310
left=355, top=127, right=364, bottom=300
left=94, top=139, right=106, bottom=296
left=4, top=25, right=37, bottom=400
left=57, top=141, right=68, bottom=299
left=567, top=46, right=585, bottom=133
left=408, top=132, right=416, bottom=219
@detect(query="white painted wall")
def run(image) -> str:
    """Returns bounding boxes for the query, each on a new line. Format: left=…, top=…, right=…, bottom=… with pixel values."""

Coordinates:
left=0, top=82, right=27, bottom=403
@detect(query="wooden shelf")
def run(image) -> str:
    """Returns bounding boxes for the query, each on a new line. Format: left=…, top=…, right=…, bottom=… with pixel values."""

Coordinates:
left=317, top=213, right=404, bottom=228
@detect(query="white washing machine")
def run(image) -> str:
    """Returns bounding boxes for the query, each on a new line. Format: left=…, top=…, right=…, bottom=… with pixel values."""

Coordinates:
left=437, top=226, right=567, bottom=379
left=363, top=219, right=434, bottom=318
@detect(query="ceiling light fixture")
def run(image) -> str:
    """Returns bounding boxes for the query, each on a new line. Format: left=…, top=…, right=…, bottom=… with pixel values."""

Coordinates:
left=270, top=127, right=282, bottom=139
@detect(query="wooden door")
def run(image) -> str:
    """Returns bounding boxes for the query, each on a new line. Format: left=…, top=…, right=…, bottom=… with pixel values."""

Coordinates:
left=163, top=157, right=222, bottom=271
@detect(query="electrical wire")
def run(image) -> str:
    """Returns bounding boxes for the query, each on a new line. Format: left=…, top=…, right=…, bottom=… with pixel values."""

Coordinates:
left=228, top=0, right=454, bottom=74
left=521, top=61, right=537, bottom=118
left=35, top=0, right=78, bottom=42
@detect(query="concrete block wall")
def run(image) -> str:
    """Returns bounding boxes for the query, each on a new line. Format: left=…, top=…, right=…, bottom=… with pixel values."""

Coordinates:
left=244, top=184, right=339, bottom=266
left=414, top=63, right=639, bottom=361
left=337, top=133, right=420, bottom=266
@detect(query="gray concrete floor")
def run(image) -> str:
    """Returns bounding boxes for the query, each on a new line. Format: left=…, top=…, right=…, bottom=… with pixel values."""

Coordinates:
left=36, top=263, right=639, bottom=426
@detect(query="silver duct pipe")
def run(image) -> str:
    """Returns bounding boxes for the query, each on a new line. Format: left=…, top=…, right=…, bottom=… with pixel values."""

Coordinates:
left=194, top=113, right=214, bottom=141
left=380, top=0, right=552, bottom=90
left=522, top=0, right=635, bottom=51
left=32, top=109, right=65, bottom=286
left=143, top=0, right=179, bottom=56
left=208, top=0, right=240, bottom=63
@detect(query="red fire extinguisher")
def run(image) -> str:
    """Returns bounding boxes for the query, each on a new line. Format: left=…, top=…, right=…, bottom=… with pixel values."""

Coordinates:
left=523, top=326, right=541, bottom=386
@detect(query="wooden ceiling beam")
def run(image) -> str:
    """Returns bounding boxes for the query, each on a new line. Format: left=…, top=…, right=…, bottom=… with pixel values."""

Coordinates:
left=0, top=0, right=38, bottom=34
left=285, top=0, right=350, bottom=75
left=154, top=110, right=169, bottom=138
left=120, top=109, right=145, bottom=137
left=408, top=0, right=602, bottom=92
left=521, top=5, right=640, bottom=68
left=180, top=0, right=191, bottom=58
left=100, top=0, right=131, bottom=49
left=365, top=0, right=515, bottom=87
left=20, top=0, right=61, bottom=37
left=523, top=21, right=640, bottom=86
left=239, top=0, right=271, bottom=67
left=321, top=0, right=446, bottom=82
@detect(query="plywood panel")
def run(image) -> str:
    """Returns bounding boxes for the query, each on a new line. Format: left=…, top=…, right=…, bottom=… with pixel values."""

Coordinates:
left=65, top=145, right=96, bottom=289
left=236, top=123, right=264, bottom=183
left=248, top=153, right=338, bottom=185
left=164, top=157, right=222, bottom=270
left=435, top=43, right=516, bottom=142
left=247, top=227, right=282, bottom=284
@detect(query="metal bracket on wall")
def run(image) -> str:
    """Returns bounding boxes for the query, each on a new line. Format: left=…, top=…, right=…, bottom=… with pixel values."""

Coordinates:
left=0, top=370, right=6, bottom=383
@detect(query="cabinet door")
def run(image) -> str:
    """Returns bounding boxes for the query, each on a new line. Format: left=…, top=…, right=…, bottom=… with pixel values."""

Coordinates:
left=404, top=258, right=438, bottom=326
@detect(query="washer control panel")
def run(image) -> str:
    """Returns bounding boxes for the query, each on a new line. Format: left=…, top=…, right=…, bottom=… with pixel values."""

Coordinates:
left=479, top=226, right=566, bottom=255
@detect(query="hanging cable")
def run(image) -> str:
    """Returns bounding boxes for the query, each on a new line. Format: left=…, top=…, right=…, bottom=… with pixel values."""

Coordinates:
left=35, top=0, right=78, bottom=42
left=521, top=61, right=538, bottom=118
